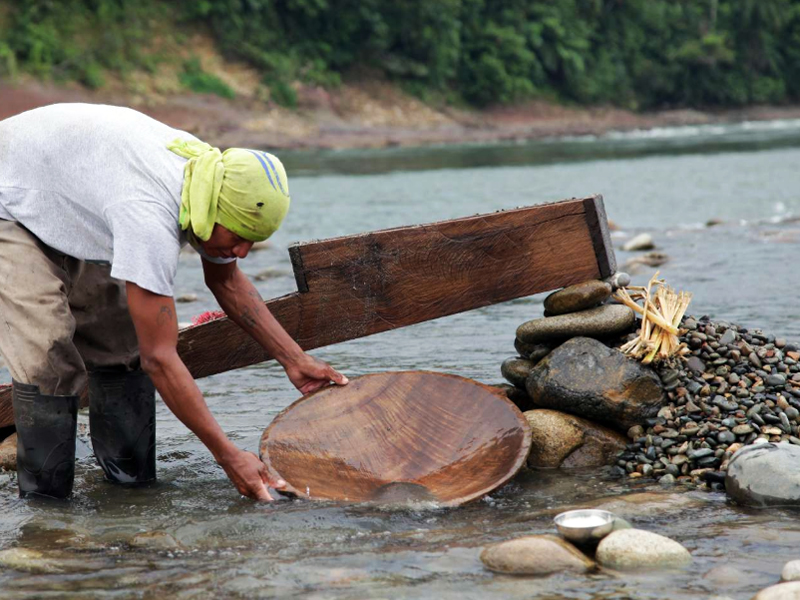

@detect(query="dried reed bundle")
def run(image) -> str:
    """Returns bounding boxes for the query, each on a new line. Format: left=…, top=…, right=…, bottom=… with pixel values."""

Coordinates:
left=613, top=272, right=692, bottom=364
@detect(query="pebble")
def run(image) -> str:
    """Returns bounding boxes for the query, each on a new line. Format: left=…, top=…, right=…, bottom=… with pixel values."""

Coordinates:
left=621, top=233, right=655, bottom=252
left=543, top=280, right=612, bottom=316
left=781, top=560, right=800, bottom=582
left=176, top=293, right=198, bottom=303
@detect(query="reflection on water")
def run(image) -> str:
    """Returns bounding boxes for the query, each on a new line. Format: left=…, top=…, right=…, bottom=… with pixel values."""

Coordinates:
left=2, top=121, right=800, bottom=598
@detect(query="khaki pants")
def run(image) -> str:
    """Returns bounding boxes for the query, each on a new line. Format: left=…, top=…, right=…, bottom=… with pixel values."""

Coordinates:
left=0, top=220, right=140, bottom=396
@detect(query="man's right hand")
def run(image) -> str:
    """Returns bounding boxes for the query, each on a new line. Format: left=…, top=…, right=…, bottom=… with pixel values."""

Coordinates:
left=217, top=447, right=287, bottom=501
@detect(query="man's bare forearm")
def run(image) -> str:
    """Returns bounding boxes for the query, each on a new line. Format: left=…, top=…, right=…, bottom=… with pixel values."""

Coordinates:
left=207, top=267, right=303, bottom=367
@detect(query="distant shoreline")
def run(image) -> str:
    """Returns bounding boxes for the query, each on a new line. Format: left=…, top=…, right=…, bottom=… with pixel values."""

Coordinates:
left=5, top=80, right=800, bottom=152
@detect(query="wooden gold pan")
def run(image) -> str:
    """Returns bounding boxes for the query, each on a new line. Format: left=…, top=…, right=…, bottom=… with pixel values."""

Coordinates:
left=259, top=371, right=532, bottom=506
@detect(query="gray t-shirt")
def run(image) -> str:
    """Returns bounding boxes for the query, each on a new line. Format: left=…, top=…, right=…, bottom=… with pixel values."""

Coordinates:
left=0, top=103, right=232, bottom=296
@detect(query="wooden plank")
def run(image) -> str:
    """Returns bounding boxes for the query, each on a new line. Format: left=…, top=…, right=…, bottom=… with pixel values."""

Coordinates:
left=0, top=194, right=615, bottom=427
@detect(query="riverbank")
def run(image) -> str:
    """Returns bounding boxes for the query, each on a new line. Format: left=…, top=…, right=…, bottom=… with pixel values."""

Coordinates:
left=5, top=78, right=800, bottom=151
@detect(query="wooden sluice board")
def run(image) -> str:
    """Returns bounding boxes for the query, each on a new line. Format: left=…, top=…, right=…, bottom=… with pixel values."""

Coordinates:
left=0, top=194, right=615, bottom=427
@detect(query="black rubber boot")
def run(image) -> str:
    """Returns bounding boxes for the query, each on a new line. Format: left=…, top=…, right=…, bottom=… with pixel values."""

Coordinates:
left=89, top=368, right=156, bottom=484
left=12, top=380, right=79, bottom=499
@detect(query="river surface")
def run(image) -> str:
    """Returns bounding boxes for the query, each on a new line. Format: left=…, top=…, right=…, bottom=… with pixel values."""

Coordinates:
left=3, top=120, right=800, bottom=599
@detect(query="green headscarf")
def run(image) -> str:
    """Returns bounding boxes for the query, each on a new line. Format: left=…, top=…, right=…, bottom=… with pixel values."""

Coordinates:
left=167, top=139, right=290, bottom=242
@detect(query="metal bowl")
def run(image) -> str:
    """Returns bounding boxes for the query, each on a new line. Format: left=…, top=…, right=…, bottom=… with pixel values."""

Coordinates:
left=554, top=509, right=616, bottom=544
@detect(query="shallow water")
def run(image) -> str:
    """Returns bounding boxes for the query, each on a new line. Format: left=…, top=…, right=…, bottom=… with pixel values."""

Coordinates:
left=3, top=121, right=800, bottom=598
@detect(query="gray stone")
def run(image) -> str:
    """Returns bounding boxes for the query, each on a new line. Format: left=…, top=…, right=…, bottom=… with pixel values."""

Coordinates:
left=726, top=443, right=800, bottom=507
left=524, top=409, right=627, bottom=469
left=0, top=433, right=16, bottom=471
left=543, top=280, right=612, bottom=317
left=752, top=582, right=800, bottom=600
left=608, top=272, right=631, bottom=290
left=514, top=339, right=553, bottom=363
left=0, top=548, right=64, bottom=574
left=480, top=534, right=594, bottom=575
left=526, top=337, right=666, bottom=431
left=720, top=329, right=737, bottom=346
left=501, top=357, right=535, bottom=389
left=767, top=374, right=787, bottom=387
left=517, top=305, right=636, bottom=344
left=622, top=233, right=655, bottom=252
left=129, top=531, right=182, bottom=551
left=686, top=356, right=706, bottom=374
left=595, top=529, right=691, bottom=570
left=782, top=560, right=800, bottom=582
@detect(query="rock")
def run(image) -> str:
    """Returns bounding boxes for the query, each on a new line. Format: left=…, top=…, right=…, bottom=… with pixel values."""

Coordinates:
left=175, top=293, right=198, bottom=303
left=607, top=272, right=631, bottom=290
left=514, top=339, right=552, bottom=363
left=524, top=409, right=627, bottom=468
left=686, top=356, right=706, bottom=374
left=752, top=582, right=800, bottom=600
left=129, top=531, right=182, bottom=551
left=596, top=529, right=691, bottom=570
left=624, top=252, right=669, bottom=270
left=611, top=517, right=632, bottom=532
left=0, top=548, right=63, bottom=574
left=543, top=280, right=612, bottom=317
left=782, top=560, right=800, bottom=582
left=517, top=305, right=636, bottom=345
left=0, top=433, right=16, bottom=470
left=526, top=337, right=666, bottom=431
left=726, top=443, right=800, bottom=507
left=622, top=233, right=655, bottom=252
left=480, top=534, right=594, bottom=575
left=501, top=357, right=535, bottom=389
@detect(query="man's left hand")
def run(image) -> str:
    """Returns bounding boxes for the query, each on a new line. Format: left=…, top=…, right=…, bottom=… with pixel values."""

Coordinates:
left=284, top=353, right=348, bottom=395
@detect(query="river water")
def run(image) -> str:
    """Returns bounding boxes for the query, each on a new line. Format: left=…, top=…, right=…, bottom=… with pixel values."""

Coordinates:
left=3, top=120, right=800, bottom=599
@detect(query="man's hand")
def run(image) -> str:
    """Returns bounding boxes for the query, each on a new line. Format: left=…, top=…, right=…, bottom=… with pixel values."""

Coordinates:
left=217, top=447, right=287, bottom=501
left=284, top=353, right=349, bottom=395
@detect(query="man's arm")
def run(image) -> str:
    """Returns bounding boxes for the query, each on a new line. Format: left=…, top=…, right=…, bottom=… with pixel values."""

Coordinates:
left=125, top=282, right=285, bottom=500
left=202, top=259, right=347, bottom=393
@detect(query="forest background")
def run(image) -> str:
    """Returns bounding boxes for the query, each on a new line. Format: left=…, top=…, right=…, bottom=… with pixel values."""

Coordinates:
left=2, top=0, right=800, bottom=148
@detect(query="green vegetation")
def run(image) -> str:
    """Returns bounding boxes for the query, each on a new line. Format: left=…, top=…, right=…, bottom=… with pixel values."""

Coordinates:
left=179, top=58, right=235, bottom=98
left=3, top=0, right=800, bottom=109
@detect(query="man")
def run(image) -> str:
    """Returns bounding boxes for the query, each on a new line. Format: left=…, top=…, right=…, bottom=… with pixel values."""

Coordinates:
left=0, top=103, right=347, bottom=501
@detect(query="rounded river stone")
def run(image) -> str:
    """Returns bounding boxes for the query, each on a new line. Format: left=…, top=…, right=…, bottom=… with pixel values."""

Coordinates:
left=524, top=409, right=626, bottom=469
left=0, top=433, right=17, bottom=471
left=517, top=305, right=636, bottom=344
left=725, top=442, right=800, bottom=507
left=752, top=582, right=800, bottom=600
left=526, top=337, right=666, bottom=431
left=480, top=534, right=594, bottom=575
left=501, top=357, right=535, bottom=389
left=782, top=560, right=800, bottom=582
left=543, top=280, right=612, bottom=317
left=596, top=529, right=691, bottom=570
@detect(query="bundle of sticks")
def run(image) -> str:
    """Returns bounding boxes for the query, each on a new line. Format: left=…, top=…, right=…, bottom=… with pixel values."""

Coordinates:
left=613, top=272, right=692, bottom=364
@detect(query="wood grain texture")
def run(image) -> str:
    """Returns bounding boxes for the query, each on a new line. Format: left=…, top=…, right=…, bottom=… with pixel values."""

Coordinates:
left=259, top=371, right=532, bottom=506
left=0, top=194, right=615, bottom=427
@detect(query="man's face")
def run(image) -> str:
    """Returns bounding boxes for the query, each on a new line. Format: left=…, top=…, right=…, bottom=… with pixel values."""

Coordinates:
left=198, top=224, right=255, bottom=259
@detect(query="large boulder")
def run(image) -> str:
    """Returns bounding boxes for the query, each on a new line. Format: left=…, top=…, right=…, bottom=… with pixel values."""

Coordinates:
left=524, top=409, right=627, bottom=468
left=526, top=337, right=666, bottom=431
left=543, top=280, right=612, bottom=316
left=0, top=433, right=16, bottom=471
left=480, top=534, right=594, bottom=575
left=596, top=529, right=691, bottom=570
left=517, top=305, right=635, bottom=344
left=726, top=443, right=800, bottom=507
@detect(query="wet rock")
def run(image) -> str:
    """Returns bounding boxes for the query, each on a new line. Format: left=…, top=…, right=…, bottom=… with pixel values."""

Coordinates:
left=0, top=432, right=16, bottom=471
left=596, top=529, right=691, bottom=570
left=611, top=517, right=632, bottom=532
left=501, top=357, right=535, bottom=390
left=726, top=443, right=800, bottom=507
left=782, top=560, right=800, bottom=582
left=543, top=280, right=612, bottom=317
left=703, top=564, right=750, bottom=588
left=517, top=305, right=635, bottom=344
left=622, top=233, right=655, bottom=252
left=593, top=492, right=703, bottom=518
left=480, top=534, right=594, bottom=575
left=752, top=582, right=800, bottom=600
left=0, top=548, right=64, bottom=574
left=176, top=293, right=198, bottom=303
left=129, top=531, right=182, bottom=551
left=526, top=337, right=666, bottom=431
left=514, top=339, right=552, bottom=363
left=524, top=409, right=627, bottom=469
left=607, top=272, right=631, bottom=290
